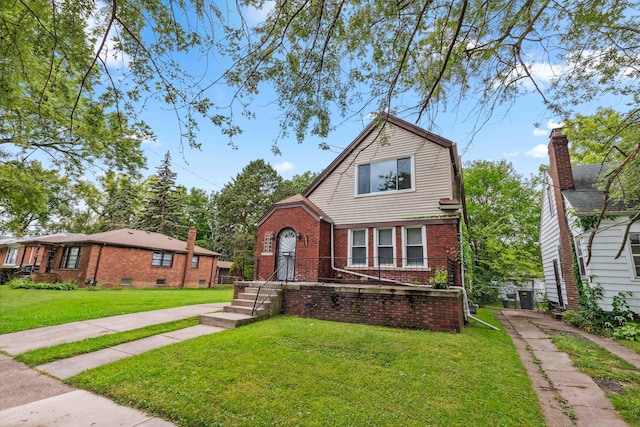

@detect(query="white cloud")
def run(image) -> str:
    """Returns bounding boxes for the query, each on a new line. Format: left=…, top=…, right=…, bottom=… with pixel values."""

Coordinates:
left=532, top=119, right=564, bottom=137
left=274, top=161, right=294, bottom=173
left=526, top=144, right=548, bottom=158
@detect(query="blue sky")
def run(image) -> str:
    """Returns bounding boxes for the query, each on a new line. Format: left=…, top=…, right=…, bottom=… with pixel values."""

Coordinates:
left=139, top=87, right=561, bottom=192
left=113, top=3, right=626, bottom=192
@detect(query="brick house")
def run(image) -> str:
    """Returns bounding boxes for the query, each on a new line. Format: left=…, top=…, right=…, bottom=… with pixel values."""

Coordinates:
left=256, top=113, right=465, bottom=286
left=247, top=114, right=467, bottom=332
left=540, top=129, right=640, bottom=311
left=14, top=227, right=219, bottom=288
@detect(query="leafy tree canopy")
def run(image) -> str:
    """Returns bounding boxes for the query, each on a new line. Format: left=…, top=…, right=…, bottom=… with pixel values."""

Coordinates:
left=565, top=108, right=640, bottom=207
left=464, top=160, right=542, bottom=290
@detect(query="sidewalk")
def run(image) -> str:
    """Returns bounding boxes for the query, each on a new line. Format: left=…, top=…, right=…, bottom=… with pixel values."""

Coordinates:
left=499, top=309, right=635, bottom=427
left=0, top=303, right=229, bottom=426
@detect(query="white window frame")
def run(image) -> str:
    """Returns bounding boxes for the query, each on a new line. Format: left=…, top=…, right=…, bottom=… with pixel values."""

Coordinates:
left=4, top=247, right=18, bottom=265
left=152, top=252, right=174, bottom=267
left=191, top=255, right=200, bottom=269
left=574, top=237, right=586, bottom=277
left=355, top=156, right=415, bottom=197
left=348, top=228, right=368, bottom=267
left=629, top=232, right=640, bottom=280
left=402, top=226, right=427, bottom=268
left=374, top=227, right=396, bottom=267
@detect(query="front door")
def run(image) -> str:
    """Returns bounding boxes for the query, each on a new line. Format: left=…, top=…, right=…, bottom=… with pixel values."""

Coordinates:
left=552, top=260, right=564, bottom=308
left=276, top=228, right=297, bottom=282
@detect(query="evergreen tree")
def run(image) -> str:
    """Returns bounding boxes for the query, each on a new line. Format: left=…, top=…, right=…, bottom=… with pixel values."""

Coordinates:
left=137, top=151, right=184, bottom=238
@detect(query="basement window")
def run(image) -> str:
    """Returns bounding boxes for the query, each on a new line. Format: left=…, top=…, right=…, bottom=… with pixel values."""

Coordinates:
left=120, top=278, right=132, bottom=286
left=156, top=279, right=166, bottom=286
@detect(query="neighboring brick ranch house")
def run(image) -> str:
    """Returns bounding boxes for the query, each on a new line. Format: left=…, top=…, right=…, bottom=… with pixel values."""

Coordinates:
left=248, top=114, right=467, bottom=332
left=15, top=227, right=220, bottom=288
left=540, top=129, right=640, bottom=311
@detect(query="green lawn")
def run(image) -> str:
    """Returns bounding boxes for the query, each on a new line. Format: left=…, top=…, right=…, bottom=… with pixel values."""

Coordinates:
left=552, top=333, right=640, bottom=426
left=0, top=287, right=233, bottom=334
left=68, top=311, right=545, bottom=427
left=16, top=317, right=200, bottom=366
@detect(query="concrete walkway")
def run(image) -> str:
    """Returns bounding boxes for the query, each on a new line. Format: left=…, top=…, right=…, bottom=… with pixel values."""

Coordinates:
left=0, top=303, right=229, bottom=426
left=500, top=309, right=635, bottom=427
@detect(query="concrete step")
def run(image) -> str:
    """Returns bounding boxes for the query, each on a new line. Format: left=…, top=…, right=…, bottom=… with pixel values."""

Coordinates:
left=224, top=305, right=263, bottom=316
left=231, top=298, right=276, bottom=309
left=200, top=312, right=257, bottom=329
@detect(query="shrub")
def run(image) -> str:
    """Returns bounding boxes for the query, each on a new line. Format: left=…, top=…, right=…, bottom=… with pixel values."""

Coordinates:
left=613, top=323, right=640, bottom=341
left=8, top=278, right=77, bottom=291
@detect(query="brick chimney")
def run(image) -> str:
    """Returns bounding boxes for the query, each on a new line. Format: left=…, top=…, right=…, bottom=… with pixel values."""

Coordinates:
left=547, top=128, right=580, bottom=310
left=548, top=128, right=574, bottom=190
left=182, top=226, right=197, bottom=287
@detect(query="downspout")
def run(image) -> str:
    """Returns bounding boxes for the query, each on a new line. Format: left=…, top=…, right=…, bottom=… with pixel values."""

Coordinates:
left=208, top=256, right=216, bottom=288
left=92, top=245, right=104, bottom=285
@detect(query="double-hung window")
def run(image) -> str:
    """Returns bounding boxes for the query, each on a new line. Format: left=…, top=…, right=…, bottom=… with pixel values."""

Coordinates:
left=60, top=246, right=81, bottom=269
left=152, top=252, right=174, bottom=267
left=357, top=157, right=412, bottom=195
left=630, top=233, right=640, bottom=278
left=350, top=229, right=368, bottom=267
left=375, top=228, right=395, bottom=266
left=191, top=255, right=200, bottom=269
left=4, top=247, right=18, bottom=265
left=403, top=226, right=426, bottom=267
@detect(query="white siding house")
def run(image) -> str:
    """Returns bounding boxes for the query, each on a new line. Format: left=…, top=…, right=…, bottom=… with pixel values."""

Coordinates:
left=540, top=129, right=640, bottom=311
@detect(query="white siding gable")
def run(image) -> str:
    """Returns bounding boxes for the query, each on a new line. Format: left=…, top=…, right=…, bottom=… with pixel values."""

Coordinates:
left=568, top=207, right=640, bottom=311
left=307, top=123, right=456, bottom=225
left=540, top=171, right=567, bottom=306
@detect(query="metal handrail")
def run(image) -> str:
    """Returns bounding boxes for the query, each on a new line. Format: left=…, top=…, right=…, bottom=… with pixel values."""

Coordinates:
left=251, top=262, right=288, bottom=316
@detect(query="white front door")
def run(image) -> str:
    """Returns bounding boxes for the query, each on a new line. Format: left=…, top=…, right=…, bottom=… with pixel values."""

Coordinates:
left=276, top=228, right=297, bottom=282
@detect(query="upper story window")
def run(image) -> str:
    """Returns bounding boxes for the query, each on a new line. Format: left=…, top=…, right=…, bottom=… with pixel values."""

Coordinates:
left=357, top=157, right=412, bottom=195
left=60, top=246, right=82, bottom=269
left=630, top=232, right=640, bottom=278
left=152, top=252, right=174, bottom=267
left=4, top=247, right=18, bottom=265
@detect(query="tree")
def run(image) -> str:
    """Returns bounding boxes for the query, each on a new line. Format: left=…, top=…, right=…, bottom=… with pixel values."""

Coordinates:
left=177, top=186, right=217, bottom=248
left=214, top=160, right=284, bottom=260
left=0, top=161, right=68, bottom=235
left=98, top=172, right=145, bottom=232
left=464, top=160, right=542, bottom=299
left=565, top=108, right=640, bottom=207
left=274, top=171, right=319, bottom=201
left=137, top=151, right=184, bottom=238
left=564, top=108, right=640, bottom=259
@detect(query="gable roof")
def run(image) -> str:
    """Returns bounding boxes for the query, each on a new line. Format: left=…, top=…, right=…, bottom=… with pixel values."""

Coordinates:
left=562, top=163, right=638, bottom=213
left=257, top=194, right=333, bottom=226
left=22, top=229, right=219, bottom=256
left=302, top=113, right=460, bottom=198
left=18, top=232, right=86, bottom=245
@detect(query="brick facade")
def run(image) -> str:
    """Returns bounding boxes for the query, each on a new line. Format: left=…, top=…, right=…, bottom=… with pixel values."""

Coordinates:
left=280, top=282, right=464, bottom=332
left=548, top=133, right=580, bottom=310
left=46, top=244, right=218, bottom=288
left=255, top=204, right=331, bottom=281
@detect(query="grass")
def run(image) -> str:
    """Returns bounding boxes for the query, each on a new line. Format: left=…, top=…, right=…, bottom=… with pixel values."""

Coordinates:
left=68, top=310, right=545, bottom=427
left=15, top=317, right=200, bottom=367
left=0, top=286, right=233, bottom=334
left=552, top=333, right=640, bottom=426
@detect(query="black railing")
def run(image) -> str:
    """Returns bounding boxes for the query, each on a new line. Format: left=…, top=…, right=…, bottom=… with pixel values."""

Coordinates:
left=255, top=256, right=459, bottom=286
left=251, top=262, right=289, bottom=316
